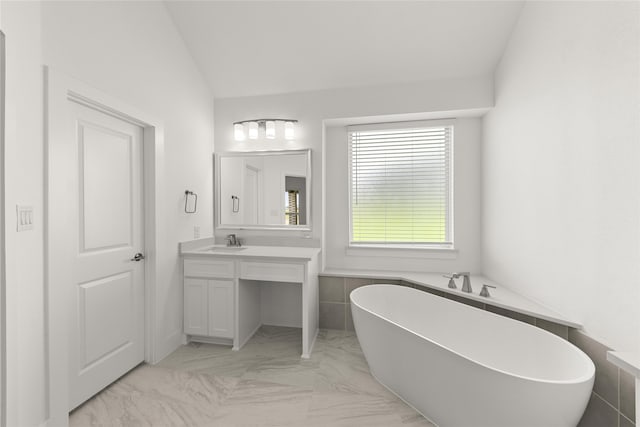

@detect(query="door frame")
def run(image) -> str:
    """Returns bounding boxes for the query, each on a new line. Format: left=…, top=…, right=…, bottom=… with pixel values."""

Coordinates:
left=44, top=67, right=164, bottom=426
left=0, top=30, right=6, bottom=427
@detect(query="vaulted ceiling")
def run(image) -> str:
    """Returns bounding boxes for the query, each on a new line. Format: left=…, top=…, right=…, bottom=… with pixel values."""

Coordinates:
left=164, top=1, right=524, bottom=98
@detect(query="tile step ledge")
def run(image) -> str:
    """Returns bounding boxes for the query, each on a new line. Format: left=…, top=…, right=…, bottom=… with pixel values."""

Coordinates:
left=607, top=351, right=640, bottom=378
left=321, top=268, right=581, bottom=329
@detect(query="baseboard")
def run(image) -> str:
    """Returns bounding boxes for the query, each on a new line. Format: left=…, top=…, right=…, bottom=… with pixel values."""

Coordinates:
left=188, top=335, right=234, bottom=347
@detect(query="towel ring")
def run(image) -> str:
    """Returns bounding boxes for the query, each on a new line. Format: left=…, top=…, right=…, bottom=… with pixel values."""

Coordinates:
left=185, top=190, right=197, bottom=214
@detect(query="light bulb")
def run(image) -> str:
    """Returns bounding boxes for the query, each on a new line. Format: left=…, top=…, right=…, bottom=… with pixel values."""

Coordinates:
left=234, top=123, right=246, bottom=141
left=284, top=121, right=295, bottom=140
left=265, top=121, right=276, bottom=139
left=248, top=121, right=259, bottom=140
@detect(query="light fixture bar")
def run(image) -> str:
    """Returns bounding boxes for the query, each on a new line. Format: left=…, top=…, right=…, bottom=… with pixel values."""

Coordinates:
left=232, top=119, right=299, bottom=126
left=233, top=119, right=299, bottom=142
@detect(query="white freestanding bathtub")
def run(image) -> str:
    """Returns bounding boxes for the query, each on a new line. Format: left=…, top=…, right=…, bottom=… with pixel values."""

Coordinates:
left=350, top=285, right=594, bottom=427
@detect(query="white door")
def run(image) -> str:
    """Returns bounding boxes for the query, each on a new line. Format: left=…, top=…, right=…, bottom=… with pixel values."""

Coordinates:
left=68, top=101, right=145, bottom=410
left=244, top=165, right=259, bottom=224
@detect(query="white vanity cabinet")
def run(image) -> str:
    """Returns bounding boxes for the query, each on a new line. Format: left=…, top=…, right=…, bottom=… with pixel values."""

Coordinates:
left=181, top=243, right=321, bottom=358
left=183, top=258, right=235, bottom=340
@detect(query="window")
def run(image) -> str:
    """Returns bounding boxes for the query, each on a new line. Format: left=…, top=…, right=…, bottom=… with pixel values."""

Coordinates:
left=284, top=190, right=300, bottom=225
left=348, top=121, right=453, bottom=248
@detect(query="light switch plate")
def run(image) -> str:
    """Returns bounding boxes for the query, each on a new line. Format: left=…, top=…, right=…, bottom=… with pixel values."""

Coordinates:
left=17, top=205, right=34, bottom=231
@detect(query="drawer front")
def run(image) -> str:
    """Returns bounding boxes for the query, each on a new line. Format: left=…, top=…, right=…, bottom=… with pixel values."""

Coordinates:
left=240, top=261, right=304, bottom=283
left=184, top=258, right=235, bottom=279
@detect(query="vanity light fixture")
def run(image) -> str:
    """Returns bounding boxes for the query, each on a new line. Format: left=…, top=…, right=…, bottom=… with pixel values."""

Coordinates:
left=284, top=121, right=295, bottom=140
left=233, top=119, right=298, bottom=141
left=265, top=120, right=276, bottom=139
left=248, top=121, right=259, bottom=140
left=234, top=123, right=246, bottom=141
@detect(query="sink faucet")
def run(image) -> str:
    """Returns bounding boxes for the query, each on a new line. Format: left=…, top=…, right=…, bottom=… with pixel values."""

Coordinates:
left=453, top=272, right=472, bottom=293
left=226, top=234, right=241, bottom=247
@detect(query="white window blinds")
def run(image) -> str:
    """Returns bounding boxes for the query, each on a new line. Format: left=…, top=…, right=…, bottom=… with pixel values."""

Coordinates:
left=349, top=122, right=453, bottom=246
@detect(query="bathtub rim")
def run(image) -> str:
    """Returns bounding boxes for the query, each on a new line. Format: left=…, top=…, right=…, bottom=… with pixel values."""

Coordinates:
left=350, top=284, right=595, bottom=386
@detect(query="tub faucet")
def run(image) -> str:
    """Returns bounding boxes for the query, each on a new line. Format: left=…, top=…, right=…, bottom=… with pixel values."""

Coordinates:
left=442, top=274, right=457, bottom=289
left=479, top=284, right=497, bottom=298
left=453, top=272, right=472, bottom=293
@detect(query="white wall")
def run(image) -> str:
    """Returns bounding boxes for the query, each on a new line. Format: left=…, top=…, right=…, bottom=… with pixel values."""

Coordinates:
left=214, top=76, right=492, bottom=262
left=483, top=1, right=640, bottom=352
left=260, top=283, right=302, bottom=328
left=325, top=118, right=482, bottom=272
left=1, top=1, right=214, bottom=425
left=1, top=3, right=45, bottom=426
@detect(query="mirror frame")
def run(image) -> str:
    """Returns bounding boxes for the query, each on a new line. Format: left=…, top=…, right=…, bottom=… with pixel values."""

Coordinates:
left=215, top=149, right=312, bottom=231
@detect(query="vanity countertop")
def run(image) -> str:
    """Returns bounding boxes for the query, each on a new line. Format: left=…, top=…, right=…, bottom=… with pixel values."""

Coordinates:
left=180, top=238, right=320, bottom=261
left=322, top=268, right=582, bottom=329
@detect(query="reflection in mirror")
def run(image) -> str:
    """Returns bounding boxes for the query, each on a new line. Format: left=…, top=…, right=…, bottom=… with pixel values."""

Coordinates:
left=284, top=176, right=306, bottom=225
left=217, top=150, right=310, bottom=230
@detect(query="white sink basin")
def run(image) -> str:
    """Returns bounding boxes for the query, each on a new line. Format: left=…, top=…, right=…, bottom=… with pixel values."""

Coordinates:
left=199, top=245, right=247, bottom=253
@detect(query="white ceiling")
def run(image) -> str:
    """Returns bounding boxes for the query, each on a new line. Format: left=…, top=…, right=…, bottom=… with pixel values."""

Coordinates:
left=164, top=1, right=524, bottom=99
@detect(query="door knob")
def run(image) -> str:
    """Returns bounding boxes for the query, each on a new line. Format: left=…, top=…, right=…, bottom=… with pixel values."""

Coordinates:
left=130, top=253, right=145, bottom=262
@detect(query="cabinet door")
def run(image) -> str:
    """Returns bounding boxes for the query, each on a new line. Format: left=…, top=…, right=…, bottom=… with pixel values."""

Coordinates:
left=184, top=278, right=209, bottom=336
left=208, top=280, right=235, bottom=339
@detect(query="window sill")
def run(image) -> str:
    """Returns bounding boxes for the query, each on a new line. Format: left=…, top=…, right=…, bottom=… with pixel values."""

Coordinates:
left=346, top=244, right=458, bottom=259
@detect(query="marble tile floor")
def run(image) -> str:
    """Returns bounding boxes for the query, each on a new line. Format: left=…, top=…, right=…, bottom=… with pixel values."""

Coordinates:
left=70, top=326, right=436, bottom=426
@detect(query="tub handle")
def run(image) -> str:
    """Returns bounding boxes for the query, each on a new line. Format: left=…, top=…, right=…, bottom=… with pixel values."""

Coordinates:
left=480, top=284, right=497, bottom=298
left=442, top=275, right=457, bottom=289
